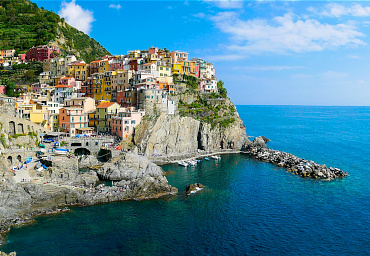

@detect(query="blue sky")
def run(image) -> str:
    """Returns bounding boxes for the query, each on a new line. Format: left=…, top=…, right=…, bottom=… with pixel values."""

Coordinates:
left=32, top=0, right=370, bottom=106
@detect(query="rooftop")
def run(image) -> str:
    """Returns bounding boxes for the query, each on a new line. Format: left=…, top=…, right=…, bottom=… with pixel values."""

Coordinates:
left=97, top=102, right=116, bottom=108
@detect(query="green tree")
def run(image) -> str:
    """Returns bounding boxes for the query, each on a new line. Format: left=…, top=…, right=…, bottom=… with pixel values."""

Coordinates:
left=1, top=78, right=19, bottom=97
left=217, top=80, right=228, bottom=98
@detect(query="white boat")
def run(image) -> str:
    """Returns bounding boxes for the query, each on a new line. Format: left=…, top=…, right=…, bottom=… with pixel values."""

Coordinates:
left=187, top=160, right=197, bottom=166
left=211, top=155, right=221, bottom=160
left=178, top=161, right=188, bottom=167
left=54, top=148, right=69, bottom=155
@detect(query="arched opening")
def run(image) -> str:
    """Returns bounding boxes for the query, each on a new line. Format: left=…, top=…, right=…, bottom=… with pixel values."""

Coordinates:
left=97, top=149, right=112, bottom=162
left=9, top=121, right=15, bottom=135
left=17, top=155, right=22, bottom=163
left=17, top=123, right=24, bottom=134
left=71, top=142, right=82, bottom=147
left=7, top=156, right=12, bottom=165
left=27, top=125, right=30, bottom=131
left=74, top=148, right=91, bottom=156
left=86, top=142, right=89, bottom=146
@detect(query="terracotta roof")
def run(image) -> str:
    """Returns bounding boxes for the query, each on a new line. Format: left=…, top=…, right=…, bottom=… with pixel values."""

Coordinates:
left=90, top=60, right=101, bottom=63
left=97, top=102, right=115, bottom=108
left=55, top=84, right=72, bottom=88
left=143, top=63, right=154, bottom=66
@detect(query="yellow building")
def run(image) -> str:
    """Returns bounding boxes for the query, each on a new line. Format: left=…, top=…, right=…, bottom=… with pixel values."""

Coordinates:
left=96, top=102, right=121, bottom=133
left=127, top=50, right=140, bottom=59
left=68, top=62, right=89, bottom=81
left=93, top=73, right=103, bottom=101
left=172, top=63, right=182, bottom=75
left=98, top=60, right=109, bottom=73
left=157, top=64, right=171, bottom=77
left=88, top=110, right=97, bottom=128
left=102, top=71, right=112, bottom=102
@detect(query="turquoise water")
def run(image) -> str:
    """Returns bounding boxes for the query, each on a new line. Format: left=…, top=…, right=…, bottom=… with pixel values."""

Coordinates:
left=1, top=106, right=369, bottom=255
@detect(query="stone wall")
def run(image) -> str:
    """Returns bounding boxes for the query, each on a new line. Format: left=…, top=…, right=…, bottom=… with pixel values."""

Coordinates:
left=0, top=114, right=50, bottom=136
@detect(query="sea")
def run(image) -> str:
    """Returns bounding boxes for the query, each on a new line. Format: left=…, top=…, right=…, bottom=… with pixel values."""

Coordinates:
left=1, top=106, right=369, bottom=255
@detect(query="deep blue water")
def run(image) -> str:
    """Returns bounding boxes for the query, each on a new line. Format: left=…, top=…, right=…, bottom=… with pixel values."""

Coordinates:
left=1, top=106, right=369, bottom=255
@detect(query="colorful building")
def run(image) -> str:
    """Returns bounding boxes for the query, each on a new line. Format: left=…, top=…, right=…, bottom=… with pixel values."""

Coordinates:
left=96, top=102, right=121, bottom=133
left=25, top=45, right=60, bottom=62
left=59, top=107, right=89, bottom=135
left=170, top=51, right=189, bottom=63
left=110, top=108, right=145, bottom=139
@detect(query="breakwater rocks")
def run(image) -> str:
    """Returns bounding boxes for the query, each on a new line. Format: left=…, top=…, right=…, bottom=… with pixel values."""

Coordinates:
left=246, top=137, right=348, bottom=180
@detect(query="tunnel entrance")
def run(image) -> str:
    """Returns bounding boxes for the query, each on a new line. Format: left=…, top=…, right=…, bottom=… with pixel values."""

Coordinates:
left=74, top=148, right=91, bottom=156
left=97, top=149, right=112, bottom=162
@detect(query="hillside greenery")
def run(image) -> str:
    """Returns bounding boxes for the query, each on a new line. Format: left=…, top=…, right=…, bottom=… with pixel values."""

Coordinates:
left=0, top=0, right=110, bottom=63
left=178, top=87, right=236, bottom=129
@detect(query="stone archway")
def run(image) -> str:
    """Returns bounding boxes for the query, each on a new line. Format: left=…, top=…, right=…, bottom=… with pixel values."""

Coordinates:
left=17, top=155, right=22, bottom=163
left=97, top=149, right=112, bottom=162
left=9, top=121, right=15, bottom=135
left=17, top=123, right=24, bottom=134
left=74, top=148, right=91, bottom=156
left=7, top=156, right=12, bottom=165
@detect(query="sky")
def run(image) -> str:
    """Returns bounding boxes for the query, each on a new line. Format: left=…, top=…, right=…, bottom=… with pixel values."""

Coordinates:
left=32, top=0, right=370, bottom=106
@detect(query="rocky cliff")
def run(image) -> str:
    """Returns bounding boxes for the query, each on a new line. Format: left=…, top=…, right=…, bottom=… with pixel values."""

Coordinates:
left=134, top=101, right=250, bottom=156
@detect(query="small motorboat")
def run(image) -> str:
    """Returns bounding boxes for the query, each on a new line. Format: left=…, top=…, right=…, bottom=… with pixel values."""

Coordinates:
left=205, top=157, right=210, bottom=161
left=187, top=160, right=197, bottom=166
left=211, top=155, right=221, bottom=160
left=54, top=148, right=69, bottom=155
left=178, top=161, right=188, bottom=167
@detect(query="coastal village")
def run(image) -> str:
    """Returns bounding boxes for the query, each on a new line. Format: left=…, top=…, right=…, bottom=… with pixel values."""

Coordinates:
left=0, top=45, right=218, bottom=139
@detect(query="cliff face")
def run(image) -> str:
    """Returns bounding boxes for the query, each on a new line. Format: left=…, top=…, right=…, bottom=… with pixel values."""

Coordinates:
left=134, top=105, right=250, bottom=156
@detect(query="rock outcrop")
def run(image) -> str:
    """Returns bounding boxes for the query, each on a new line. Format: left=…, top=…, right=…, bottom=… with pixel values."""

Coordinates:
left=134, top=112, right=250, bottom=156
left=97, top=153, right=177, bottom=198
left=186, top=183, right=204, bottom=195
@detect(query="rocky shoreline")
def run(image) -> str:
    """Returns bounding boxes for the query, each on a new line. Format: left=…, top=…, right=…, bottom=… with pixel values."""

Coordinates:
left=0, top=153, right=177, bottom=248
left=246, top=137, right=348, bottom=180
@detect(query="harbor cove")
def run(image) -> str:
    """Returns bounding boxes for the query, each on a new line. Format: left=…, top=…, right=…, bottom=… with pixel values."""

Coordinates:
left=1, top=106, right=369, bottom=255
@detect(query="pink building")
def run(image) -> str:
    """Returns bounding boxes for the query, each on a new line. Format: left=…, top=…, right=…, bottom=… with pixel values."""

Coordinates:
left=148, top=47, right=158, bottom=54
left=0, top=85, right=6, bottom=94
left=18, top=54, right=26, bottom=62
left=110, top=108, right=145, bottom=139
left=59, top=76, right=76, bottom=88
left=25, top=45, right=61, bottom=62
left=109, top=60, right=124, bottom=71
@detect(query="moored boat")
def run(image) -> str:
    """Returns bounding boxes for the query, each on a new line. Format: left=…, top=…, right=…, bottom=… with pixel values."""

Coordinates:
left=178, top=161, right=188, bottom=167
left=54, top=148, right=69, bottom=155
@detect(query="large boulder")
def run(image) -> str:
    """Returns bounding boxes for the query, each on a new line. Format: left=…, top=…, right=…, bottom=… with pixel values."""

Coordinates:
left=97, top=153, right=177, bottom=198
left=251, top=136, right=268, bottom=148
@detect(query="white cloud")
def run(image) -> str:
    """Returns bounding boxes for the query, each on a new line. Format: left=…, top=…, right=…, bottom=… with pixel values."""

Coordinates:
left=193, top=13, right=206, bottom=19
left=310, top=3, right=370, bottom=17
left=109, top=4, right=122, bottom=10
left=209, top=11, right=366, bottom=56
left=59, top=0, right=94, bottom=35
left=205, top=0, right=243, bottom=9
left=347, top=55, right=361, bottom=59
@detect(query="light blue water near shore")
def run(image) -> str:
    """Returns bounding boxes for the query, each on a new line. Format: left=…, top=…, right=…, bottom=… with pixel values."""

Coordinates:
left=2, top=106, right=369, bottom=255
